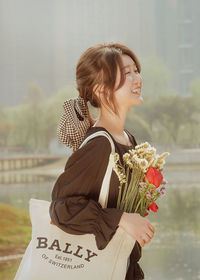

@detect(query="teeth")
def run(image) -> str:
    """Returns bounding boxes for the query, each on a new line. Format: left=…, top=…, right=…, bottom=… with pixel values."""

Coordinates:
left=131, top=88, right=141, bottom=94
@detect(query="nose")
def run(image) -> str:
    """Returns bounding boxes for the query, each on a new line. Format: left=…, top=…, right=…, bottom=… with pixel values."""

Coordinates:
left=133, top=73, right=142, bottom=88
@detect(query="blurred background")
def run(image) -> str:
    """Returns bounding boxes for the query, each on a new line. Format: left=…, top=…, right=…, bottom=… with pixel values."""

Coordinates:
left=0, top=0, right=200, bottom=279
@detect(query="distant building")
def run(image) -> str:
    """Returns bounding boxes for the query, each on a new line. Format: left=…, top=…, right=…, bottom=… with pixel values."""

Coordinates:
left=141, top=0, right=199, bottom=97
left=1, top=0, right=199, bottom=107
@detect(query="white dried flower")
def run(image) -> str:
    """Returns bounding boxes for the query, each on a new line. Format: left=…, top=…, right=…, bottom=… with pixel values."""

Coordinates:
left=139, top=159, right=149, bottom=172
left=159, top=152, right=170, bottom=160
left=135, top=142, right=150, bottom=150
left=113, top=166, right=126, bottom=184
left=123, top=153, right=130, bottom=162
left=113, top=152, right=120, bottom=163
left=129, top=149, right=136, bottom=156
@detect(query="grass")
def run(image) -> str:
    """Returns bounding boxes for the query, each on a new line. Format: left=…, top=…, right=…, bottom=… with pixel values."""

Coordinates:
left=0, top=203, right=31, bottom=254
left=0, top=158, right=69, bottom=280
left=0, top=260, right=21, bottom=280
left=0, top=203, right=32, bottom=280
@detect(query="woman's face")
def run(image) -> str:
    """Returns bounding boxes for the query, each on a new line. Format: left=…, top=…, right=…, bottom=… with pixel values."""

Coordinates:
left=113, top=54, right=143, bottom=110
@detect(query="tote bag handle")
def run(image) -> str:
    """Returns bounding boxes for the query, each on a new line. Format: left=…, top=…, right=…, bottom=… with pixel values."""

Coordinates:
left=78, top=131, right=115, bottom=208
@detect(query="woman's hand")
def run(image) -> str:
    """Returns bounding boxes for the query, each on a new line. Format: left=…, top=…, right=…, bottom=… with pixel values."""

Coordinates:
left=118, top=212, right=155, bottom=248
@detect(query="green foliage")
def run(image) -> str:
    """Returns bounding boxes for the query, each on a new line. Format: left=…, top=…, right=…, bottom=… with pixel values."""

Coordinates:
left=190, top=77, right=200, bottom=110
left=130, top=92, right=199, bottom=147
left=0, top=204, right=31, bottom=280
left=0, top=105, right=12, bottom=147
left=0, top=261, right=21, bottom=280
left=140, top=56, right=173, bottom=100
left=0, top=203, right=31, bottom=251
left=0, top=65, right=200, bottom=151
left=1, top=84, right=77, bottom=153
left=126, top=108, right=153, bottom=143
left=152, top=95, right=196, bottom=144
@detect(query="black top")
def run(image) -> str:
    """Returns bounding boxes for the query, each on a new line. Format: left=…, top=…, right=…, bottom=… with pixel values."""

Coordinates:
left=49, top=126, right=145, bottom=279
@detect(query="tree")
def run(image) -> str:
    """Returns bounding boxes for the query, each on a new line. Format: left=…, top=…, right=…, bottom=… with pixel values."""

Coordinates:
left=43, top=85, right=78, bottom=149
left=0, top=104, right=11, bottom=148
left=126, top=108, right=153, bottom=143
left=190, top=77, right=200, bottom=111
left=22, top=83, right=46, bottom=151
left=140, top=55, right=173, bottom=101
left=153, top=95, right=198, bottom=145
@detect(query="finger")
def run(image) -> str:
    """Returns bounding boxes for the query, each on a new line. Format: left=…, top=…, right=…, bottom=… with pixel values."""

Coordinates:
left=142, top=234, right=151, bottom=244
left=146, top=229, right=154, bottom=239
left=139, top=242, right=144, bottom=247
left=138, top=238, right=145, bottom=247
left=148, top=223, right=155, bottom=233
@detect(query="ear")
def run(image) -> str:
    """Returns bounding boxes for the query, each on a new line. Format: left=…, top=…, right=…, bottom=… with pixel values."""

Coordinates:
left=93, top=84, right=104, bottom=98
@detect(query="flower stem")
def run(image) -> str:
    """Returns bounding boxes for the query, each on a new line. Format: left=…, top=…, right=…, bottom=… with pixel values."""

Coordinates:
left=128, top=169, right=144, bottom=212
left=117, top=182, right=123, bottom=209
left=120, top=166, right=130, bottom=209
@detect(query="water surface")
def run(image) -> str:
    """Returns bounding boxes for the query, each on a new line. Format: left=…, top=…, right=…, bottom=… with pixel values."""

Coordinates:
left=0, top=165, right=200, bottom=280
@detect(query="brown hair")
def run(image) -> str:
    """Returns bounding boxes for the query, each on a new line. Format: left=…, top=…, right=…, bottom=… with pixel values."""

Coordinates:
left=75, top=42, right=141, bottom=126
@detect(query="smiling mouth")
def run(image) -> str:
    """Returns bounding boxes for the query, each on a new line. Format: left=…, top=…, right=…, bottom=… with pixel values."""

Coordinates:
left=131, top=88, right=141, bottom=95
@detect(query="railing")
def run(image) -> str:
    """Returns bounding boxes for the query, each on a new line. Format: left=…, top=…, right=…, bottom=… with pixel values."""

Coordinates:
left=0, top=156, right=63, bottom=172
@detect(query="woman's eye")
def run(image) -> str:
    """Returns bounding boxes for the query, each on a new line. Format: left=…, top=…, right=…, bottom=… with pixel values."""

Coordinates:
left=125, top=70, right=138, bottom=75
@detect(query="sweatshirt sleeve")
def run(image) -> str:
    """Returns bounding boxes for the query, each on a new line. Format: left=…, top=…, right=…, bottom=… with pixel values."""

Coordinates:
left=49, top=135, right=124, bottom=250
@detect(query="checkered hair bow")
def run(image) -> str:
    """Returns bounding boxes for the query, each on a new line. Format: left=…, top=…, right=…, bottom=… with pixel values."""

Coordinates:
left=57, top=96, right=91, bottom=152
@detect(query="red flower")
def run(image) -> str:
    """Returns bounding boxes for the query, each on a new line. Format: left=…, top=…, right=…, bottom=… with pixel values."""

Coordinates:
left=143, top=167, right=163, bottom=188
left=148, top=202, right=159, bottom=212
left=145, top=212, right=149, bottom=216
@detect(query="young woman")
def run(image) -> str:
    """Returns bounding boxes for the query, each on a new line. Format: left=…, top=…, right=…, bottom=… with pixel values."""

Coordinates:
left=50, top=42, right=155, bottom=279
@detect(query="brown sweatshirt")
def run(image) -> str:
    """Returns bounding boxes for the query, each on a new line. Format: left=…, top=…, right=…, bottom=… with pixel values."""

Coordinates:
left=49, top=126, right=145, bottom=279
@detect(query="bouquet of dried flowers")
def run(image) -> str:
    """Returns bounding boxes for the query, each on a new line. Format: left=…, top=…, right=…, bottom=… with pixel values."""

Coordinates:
left=113, top=142, right=170, bottom=217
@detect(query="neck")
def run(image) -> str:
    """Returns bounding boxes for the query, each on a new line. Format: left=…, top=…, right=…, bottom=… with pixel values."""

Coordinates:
left=94, top=106, right=128, bottom=136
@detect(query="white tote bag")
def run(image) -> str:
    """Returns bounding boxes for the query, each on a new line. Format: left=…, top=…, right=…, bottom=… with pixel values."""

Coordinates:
left=14, top=131, right=136, bottom=280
